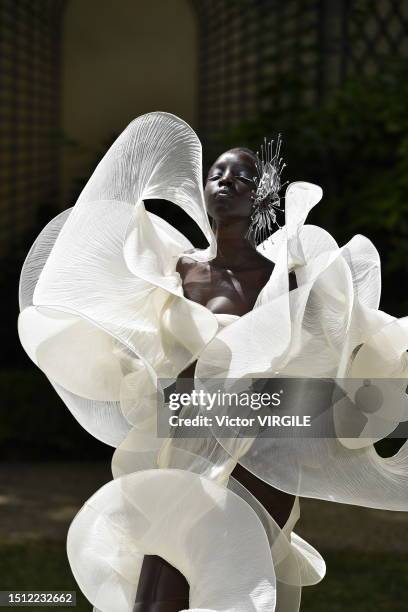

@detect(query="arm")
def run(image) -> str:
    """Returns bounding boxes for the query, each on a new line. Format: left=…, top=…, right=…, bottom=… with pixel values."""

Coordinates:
left=176, top=254, right=196, bottom=282
left=289, top=269, right=298, bottom=291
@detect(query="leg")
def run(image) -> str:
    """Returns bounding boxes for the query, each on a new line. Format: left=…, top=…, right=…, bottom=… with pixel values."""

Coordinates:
left=133, top=468, right=293, bottom=612
left=134, top=555, right=189, bottom=612
left=231, top=462, right=296, bottom=529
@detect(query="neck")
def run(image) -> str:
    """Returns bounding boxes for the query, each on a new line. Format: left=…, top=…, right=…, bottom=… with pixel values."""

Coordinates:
left=212, top=218, right=258, bottom=268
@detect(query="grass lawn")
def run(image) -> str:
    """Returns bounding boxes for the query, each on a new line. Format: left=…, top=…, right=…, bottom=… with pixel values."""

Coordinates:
left=0, top=542, right=406, bottom=611
left=0, top=542, right=89, bottom=611
left=301, top=550, right=407, bottom=611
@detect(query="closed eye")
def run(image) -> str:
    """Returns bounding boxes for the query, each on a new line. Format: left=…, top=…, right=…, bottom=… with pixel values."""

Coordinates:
left=206, top=174, right=254, bottom=184
left=237, top=175, right=255, bottom=185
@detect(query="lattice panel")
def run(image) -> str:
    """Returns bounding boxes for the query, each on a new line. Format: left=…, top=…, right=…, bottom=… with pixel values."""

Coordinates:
left=193, top=0, right=408, bottom=165
left=194, top=0, right=329, bottom=165
left=195, top=1, right=258, bottom=148
left=256, top=0, right=323, bottom=111
left=344, top=0, right=408, bottom=75
left=0, top=0, right=64, bottom=256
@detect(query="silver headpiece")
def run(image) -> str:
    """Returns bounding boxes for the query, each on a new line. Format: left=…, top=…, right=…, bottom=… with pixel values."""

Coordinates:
left=246, top=134, right=287, bottom=247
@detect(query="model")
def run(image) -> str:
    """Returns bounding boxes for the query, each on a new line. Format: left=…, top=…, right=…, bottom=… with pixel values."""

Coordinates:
left=18, top=112, right=408, bottom=612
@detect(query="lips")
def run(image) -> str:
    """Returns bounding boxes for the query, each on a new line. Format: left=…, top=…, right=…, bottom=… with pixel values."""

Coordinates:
left=216, top=188, right=233, bottom=198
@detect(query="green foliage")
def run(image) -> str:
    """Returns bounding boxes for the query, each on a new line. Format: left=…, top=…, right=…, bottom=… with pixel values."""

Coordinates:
left=0, top=542, right=90, bottom=611
left=301, top=550, right=408, bottom=611
left=0, top=369, right=110, bottom=460
left=0, top=543, right=405, bottom=611
left=219, top=59, right=408, bottom=316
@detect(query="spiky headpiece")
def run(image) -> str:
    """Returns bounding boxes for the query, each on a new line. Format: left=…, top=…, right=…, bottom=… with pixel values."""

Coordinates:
left=246, top=134, right=287, bottom=247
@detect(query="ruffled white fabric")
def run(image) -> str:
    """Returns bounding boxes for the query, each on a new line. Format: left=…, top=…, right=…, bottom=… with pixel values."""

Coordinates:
left=18, top=113, right=220, bottom=445
left=67, top=469, right=277, bottom=612
left=17, top=112, right=407, bottom=611
left=195, top=232, right=408, bottom=509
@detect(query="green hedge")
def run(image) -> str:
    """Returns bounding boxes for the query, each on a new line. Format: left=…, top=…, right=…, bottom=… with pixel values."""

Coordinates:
left=219, top=58, right=408, bottom=317
left=0, top=369, right=110, bottom=460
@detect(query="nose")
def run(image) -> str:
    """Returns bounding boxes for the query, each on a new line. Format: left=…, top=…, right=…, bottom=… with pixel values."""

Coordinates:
left=219, top=168, right=234, bottom=187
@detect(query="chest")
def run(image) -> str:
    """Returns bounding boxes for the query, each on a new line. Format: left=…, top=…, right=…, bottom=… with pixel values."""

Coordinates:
left=180, top=263, right=273, bottom=316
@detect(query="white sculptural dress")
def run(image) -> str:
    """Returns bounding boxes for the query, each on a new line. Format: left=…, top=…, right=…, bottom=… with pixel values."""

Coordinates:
left=18, top=112, right=408, bottom=612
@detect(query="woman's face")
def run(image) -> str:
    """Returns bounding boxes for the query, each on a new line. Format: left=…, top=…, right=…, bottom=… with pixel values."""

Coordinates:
left=204, top=150, right=256, bottom=221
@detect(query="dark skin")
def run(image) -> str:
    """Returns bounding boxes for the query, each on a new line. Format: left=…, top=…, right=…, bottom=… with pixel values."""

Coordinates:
left=134, top=150, right=296, bottom=611
left=178, top=149, right=276, bottom=316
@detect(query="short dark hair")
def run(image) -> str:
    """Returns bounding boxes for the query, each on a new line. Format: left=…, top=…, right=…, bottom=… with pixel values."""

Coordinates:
left=227, top=147, right=258, bottom=164
left=204, top=147, right=258, bottom=179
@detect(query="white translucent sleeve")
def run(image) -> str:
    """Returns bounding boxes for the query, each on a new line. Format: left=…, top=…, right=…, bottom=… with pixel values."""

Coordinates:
left=18, top=113, right=220, bottom=444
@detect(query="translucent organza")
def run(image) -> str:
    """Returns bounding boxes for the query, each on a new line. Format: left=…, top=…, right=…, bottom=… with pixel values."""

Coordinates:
left=18, top=112, right=407, bottom=611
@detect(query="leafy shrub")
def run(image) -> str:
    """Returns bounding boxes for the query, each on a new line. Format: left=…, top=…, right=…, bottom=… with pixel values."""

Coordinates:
left=220, top=59, right=408, bottom=316
left=0, top=369, right=110, bottom=460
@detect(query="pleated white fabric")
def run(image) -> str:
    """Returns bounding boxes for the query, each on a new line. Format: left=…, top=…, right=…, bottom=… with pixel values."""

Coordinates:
left=195, top=233, right=408, bottom=509
left=17, top=112, right=407, bottom=611
left=67, top=470, right=276, bottom=612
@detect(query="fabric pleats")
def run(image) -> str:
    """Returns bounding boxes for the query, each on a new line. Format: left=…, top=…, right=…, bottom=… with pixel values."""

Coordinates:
left=18, top=112, right=407, bottom=611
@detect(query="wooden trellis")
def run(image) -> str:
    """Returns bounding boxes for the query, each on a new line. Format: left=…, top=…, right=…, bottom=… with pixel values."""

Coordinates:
left=0, top=0, right=64, bottom=256
left=342, top=0, right=408, bottom=76
left=1, top=0, right=408, bottom=251
left=192, top=0, right=408, bottom=165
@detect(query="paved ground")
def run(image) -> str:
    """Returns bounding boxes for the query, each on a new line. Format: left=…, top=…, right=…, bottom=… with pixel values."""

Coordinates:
left=0, top=462, right=407, bottom=553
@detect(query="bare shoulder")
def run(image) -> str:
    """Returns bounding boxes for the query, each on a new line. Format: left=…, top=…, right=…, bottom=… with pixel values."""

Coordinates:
left=176, top=254, right=215, bottom=288
left=176, top=254, right=198, bottom=275
left=176, top=254, right=205, bottom=282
